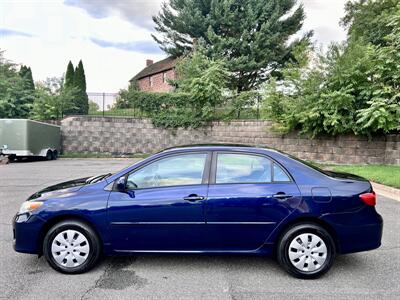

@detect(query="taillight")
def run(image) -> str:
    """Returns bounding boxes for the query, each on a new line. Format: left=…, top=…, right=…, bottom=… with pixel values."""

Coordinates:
left=359, top=192, right=376, bottom=206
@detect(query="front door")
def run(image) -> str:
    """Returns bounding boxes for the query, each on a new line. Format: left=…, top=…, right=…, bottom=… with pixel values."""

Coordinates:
left=108, top=152, right=210, bottom=251
left=205, top=152, right=301, bottom=250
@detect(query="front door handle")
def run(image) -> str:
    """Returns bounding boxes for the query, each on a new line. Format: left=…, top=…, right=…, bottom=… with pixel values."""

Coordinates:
left=183, top=194, right=205, bottom=202
left=273, top=193, right=293, bottom=199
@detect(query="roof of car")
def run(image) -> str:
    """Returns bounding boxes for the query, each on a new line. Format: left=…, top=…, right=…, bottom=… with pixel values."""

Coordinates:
left=161, top=143, right=262, bottom=152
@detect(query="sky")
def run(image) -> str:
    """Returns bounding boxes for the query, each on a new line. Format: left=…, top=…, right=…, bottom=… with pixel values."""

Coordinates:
left=0, top=0, right=348, bottom=92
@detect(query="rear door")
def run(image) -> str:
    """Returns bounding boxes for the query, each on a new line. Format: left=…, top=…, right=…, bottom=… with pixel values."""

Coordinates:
left=205, top=152, right=301, bottom=251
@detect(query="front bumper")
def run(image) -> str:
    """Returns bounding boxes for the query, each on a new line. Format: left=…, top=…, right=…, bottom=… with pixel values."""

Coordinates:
left=321, top=206, right=383, bottom=254
left=13, top=214, right=46, bottom=254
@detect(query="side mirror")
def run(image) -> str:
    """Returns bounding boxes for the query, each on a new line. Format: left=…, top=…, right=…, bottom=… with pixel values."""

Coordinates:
left=116, top=176, right=126, bottom=192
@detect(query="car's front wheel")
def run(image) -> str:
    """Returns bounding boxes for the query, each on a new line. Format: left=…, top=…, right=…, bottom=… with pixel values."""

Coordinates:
left=43, top=220, right=101, bottom=274
left=277, top=223, right=335, bottom=279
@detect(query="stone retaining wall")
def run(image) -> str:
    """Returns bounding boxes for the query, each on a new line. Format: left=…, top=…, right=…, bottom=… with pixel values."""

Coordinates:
left=61, top=116, right=399, bottom=165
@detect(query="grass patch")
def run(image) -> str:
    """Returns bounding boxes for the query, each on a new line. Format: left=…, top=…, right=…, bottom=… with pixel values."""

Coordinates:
left=60, top=152, right=150, bottom=159
left=318, top=164, right=400, bottom=189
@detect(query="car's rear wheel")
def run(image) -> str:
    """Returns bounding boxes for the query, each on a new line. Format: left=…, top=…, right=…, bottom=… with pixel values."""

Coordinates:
left=277, top=223, right=335, bottom=279
left=43, top=220, right=101, bottom=274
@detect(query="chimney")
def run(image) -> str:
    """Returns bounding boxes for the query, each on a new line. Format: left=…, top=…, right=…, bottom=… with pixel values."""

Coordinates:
left=146, top=59, right=153, bottom=67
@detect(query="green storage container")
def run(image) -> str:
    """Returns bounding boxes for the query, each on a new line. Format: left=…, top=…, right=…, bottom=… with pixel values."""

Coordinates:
left=0, top=119, right=61, bottom=159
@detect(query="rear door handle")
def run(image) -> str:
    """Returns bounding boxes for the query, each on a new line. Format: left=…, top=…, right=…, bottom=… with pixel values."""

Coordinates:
left=183, top=194, right=205, bottom=202
left=273, top=193, right=293, bottom=199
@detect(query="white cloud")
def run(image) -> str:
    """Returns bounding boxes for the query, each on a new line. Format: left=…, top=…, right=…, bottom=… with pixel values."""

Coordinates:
left=0, top=0, right=165, bottom=92
left=301, top=0, right=347, bottom=46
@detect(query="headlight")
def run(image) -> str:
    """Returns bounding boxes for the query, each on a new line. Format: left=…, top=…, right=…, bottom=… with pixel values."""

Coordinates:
left=18, top=201, right=43, bottom=214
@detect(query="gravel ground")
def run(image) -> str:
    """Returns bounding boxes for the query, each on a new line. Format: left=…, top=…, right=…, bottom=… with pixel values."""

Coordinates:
left=0, top=159, right=399, bottom=300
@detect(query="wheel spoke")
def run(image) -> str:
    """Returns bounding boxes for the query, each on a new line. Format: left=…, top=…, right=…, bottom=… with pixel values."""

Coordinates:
left=53, top=250, right=68, bottom=265
left=74, top=253, right=87, bottom=264
left=313, top=243, right=327, bottom=254
left=52, top=244, right=67, bottom=253
left=74, top=234, right=86, bottom=245
left=289, top=249, right=304, bottom=260
left=65, top=253, right=75, bottom=267
left=312, top=253, right=326, bottom=265
left=293, top=255, right=307, bottom=269
left=54, top=234, right=68, bottom=246
left=66, top=230, right=74, bottom=243
left=74, top=244, right=89, bottom=254
left=299, top=234, right=308, bottom=247
left=309, top=235, right=320, bottom=249
left=306, top=257, right=316, bottom=272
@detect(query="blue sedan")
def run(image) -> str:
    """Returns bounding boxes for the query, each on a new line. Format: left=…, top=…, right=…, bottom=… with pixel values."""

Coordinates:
left=13, top=145, right=383, bottom=278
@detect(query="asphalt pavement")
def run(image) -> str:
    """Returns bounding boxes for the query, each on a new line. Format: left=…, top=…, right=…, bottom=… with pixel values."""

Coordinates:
left=0, top=159, right=399, bottom=300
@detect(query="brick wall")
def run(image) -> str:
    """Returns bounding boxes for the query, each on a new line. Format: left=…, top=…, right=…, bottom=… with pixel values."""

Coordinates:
left=137, top=69, right=175, bottom=92
left=61, top=116, right=400, bottom=165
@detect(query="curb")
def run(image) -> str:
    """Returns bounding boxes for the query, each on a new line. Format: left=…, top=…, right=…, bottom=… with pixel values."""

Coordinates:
left=372, top=182, right=400, bottom=202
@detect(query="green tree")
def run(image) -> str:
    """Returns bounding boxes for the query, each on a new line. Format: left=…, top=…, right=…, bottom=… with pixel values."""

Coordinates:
left=88, top=100, right=99, bottom=113
left=263, top=8, right=400, bottom=137
left=18, top=65, right=35, bottom=91
left=341, top=0, right=399, bottom=46
left=73, top=60, right=89, bottom=114
left=31, top=77, right=78, bottom=120
left=0, top=51, right=35, bottom=118
left=153, top=0, right=309, bottom=91
left=64, top=61, right=75, bottom=88
left=61, top=60, right=89, bottom=115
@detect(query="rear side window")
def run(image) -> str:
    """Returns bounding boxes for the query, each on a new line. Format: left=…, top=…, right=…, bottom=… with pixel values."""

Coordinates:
left=215, top=153, right=291, bottom=184
left=273, top=163, right=291, bottom=182
left=216, top=153, right=272, bottom=183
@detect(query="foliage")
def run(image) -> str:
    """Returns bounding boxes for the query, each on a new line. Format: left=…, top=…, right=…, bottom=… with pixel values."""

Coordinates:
left=262, top=4, right=400, bottom=137
left=0, top=51, right=35, bottom=118
left=73, top=60, right=89, bottom=114
left=65, top=61, right=75, bottom=88
left=116, top=49, right=230, bottom=128
left=341, top=0, right=399, bottom=46
left=19, top=65, right=35, bottom=91
left=88, top=100, right=99, bottom=113
left=153, top=0, right=309, bottom=91
left=31, top=77, right=78, bottom=120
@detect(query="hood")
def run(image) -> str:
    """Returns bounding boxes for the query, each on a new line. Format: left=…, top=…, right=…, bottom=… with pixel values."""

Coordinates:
left=27, top=177, right=90, bottom=200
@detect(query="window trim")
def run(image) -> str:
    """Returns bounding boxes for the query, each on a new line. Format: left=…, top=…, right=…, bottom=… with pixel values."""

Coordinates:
left=210, top=151, right=293, bottom=185
left=121, top=151, right=212, bottom=191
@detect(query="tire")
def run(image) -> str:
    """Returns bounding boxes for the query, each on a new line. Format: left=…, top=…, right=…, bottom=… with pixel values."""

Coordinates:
left=277, top=223, right=336, bottom=279
left=53, top=150, right=58, bottom=160
left=46, top=150, right=53, bottom=161
left=43, top=220, right=101, bottom=274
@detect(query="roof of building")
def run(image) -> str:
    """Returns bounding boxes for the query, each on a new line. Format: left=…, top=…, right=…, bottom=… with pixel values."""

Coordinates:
left=130, top=57, right=177, bottom=81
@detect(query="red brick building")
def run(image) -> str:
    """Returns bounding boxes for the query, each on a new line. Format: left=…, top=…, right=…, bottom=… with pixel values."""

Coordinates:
left=130, top=57, right=177, bottom=92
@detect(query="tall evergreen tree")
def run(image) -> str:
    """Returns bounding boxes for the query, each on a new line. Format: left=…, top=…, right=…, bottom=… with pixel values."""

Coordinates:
left=73, top=60, right=89, bottom=114
left=19, top=65, right=35, bottom=91
left=152, top=0, right=309, bottom=91
left=65, top=61, right=75, bottom=88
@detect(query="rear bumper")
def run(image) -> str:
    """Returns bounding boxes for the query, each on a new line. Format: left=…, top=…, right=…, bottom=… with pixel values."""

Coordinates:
left=13, top=214, right=45, bottom=254
left=321, top=206, right=383, bottom=254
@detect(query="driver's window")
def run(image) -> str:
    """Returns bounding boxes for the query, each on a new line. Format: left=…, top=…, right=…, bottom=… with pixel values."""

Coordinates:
left=126, top=153, right=207, bottom=189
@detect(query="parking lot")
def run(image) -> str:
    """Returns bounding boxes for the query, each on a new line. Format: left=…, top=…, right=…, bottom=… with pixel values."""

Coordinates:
left=0, top=159, right=399, bottom=300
